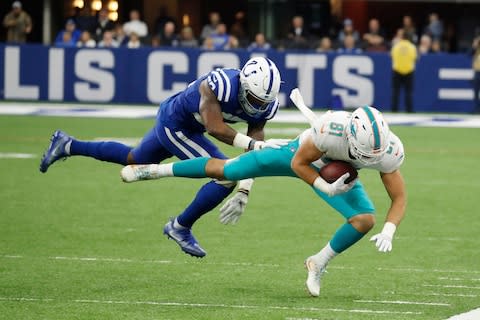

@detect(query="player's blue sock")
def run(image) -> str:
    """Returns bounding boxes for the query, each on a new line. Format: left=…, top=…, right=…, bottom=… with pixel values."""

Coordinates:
left=172, top=157, right=209, bottom=178
left=70, top=140, right=131, bottom=165
left=329, top=223, right=365, bottom=253
left=176, top=181, right=234, bottom=228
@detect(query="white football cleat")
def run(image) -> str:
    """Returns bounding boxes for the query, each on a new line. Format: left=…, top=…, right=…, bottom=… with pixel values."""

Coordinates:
left=304, top=256, right=326, bottom=297
left=121, top=164, right=160, bottom=182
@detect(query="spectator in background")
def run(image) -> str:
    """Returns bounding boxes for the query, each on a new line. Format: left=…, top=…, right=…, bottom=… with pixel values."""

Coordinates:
left=113, top=23, right=129, bottom=47
left=402, top=15, right=418, bottom=44
left=179, top=26, right=199, bottom=48
left=127, top=32, right=141, bottom=49
left=472, top=36, right=480, bottom=113
left=54, top=30, right=76, bottom=47
left=391, top=29, right=417, bottom=113
left=202, top=36, right=215, bottom=50
left=225, top=35, right=240, bottom=50
left=316, top=36, right=333, bottom=52
left=211, top=23, right=229, bottom=50
left=230, top=11, right=248, bottom=47
left=94, top=9, right=115, bottom=42
left=337, top=18, right=360, bottom=47
left=3, top=1, right=32, bottom=43
left=154, top=5, right=176, bottom=38
left=247, top=33, right=271, bottom=51
left=286, top=15, right=310, bottom=49
left=150, top=36, right=161, bottom=47
left=77, top=30, right=96, bottom=48
left=123, top=10, right=148, bottom=39
left=418, top=34, right=433, bottom=54
left=362, top=18, right=386, bottom=52
left=431, top=39, right=442, bottom=53
left=337, top=34, right=362, bottom=54
left=54, top=19, right=81, bottom=46
left=159, top=21, right=179, bottom=47
left=200, top=11, right=221, bottom=44
left=98, top=30, right=119, bottom=48
left=424, top=13, right=443, bottom=41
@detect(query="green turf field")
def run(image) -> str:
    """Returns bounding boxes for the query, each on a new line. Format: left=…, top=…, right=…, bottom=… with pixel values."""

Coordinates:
left=0, top=115, right=479, bottom=320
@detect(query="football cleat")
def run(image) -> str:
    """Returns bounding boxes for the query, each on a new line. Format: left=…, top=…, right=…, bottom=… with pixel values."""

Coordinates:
left=39, top=130, right=72, bottom=173
left=163, top=219, right=206, bottom=258
left=121, top=164, right=160, bottom=183
left=304, top=256, right=327, bottom=297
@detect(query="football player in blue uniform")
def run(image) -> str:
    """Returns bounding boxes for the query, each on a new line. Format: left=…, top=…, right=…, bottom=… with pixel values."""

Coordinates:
left=40, top=57, right=283, bottom=258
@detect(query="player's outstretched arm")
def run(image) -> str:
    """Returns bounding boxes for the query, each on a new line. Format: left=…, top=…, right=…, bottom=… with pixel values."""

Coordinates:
left=369, top=169, right=407, bottom=252
left=199, top=81, right=286, bottom=151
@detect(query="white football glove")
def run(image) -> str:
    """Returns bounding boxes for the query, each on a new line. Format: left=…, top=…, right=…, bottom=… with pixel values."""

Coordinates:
left=219, top=191, right=248, bottom=224
left=253, top=139, right=290, bottom=150
left=313, top=173, right=357, bottom=197
left=369, top=222, right=397, bottom=253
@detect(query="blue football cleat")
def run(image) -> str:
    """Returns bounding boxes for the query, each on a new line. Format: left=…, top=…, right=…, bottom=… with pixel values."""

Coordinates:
left=163, top=219, right=207, bottom=258
left=39, top=130, right=72, bottom=173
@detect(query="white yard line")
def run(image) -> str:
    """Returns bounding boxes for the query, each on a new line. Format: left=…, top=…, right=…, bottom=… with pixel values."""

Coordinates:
left=1, top=102, right=480, bottom=127
left=408, top=292, right=478, bottom=298
left=423, top=284, right=480, bottom=289
left=2, top=255, right=478, bottom=273
left=0, top=296, right=422, bottom=315
left=0, top=153, right=36, bottom=159
left=354, top=299, right=450, bottom=306
left=446, top=308, right=480, bottom=320
left=438, top=277, right=480, bottom=282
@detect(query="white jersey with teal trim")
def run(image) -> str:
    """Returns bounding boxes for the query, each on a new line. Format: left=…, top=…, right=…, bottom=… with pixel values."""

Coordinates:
left=298, top=111, right=404, bottom=173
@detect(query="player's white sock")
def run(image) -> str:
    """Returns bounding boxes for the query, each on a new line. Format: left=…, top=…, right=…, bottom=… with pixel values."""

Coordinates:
left=65, top=140, right=72, bottom=155
left=157, top=163, right=174, bottom=177
left=173, top=218, right=187, bottom=229
left=311, top=242, right=338, bottom=268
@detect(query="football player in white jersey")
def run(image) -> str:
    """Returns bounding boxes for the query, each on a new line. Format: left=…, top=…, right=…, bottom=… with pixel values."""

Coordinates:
left=121, top=105, right=407, bottom=297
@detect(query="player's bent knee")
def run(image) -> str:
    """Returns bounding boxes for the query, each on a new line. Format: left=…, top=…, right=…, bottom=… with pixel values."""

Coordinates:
left=205, top=159, right=227, bottom=179
left=349, top=214, right=375, bottom=233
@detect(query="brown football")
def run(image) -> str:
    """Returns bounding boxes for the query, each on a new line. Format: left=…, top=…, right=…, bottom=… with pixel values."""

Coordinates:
left=319, top=161, right=358, bottom=184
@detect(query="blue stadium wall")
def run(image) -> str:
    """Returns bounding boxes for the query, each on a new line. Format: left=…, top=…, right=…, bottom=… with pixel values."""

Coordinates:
left=0, top=44, right=476, bottom=113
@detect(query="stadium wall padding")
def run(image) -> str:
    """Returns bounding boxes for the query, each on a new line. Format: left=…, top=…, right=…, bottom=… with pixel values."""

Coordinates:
left=0, top=44, right=476, bottom=113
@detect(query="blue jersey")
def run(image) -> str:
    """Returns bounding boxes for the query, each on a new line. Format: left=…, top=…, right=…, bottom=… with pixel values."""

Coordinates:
left=158, top=68, right=279, bottom=132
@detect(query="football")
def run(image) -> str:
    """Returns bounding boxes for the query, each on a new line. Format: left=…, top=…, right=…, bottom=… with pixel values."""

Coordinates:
left=319, top=160, right=358, bottom=184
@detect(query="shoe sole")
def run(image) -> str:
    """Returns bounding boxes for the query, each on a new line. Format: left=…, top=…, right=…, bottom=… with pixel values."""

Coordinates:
left=163, top=229, right=206, bottom=258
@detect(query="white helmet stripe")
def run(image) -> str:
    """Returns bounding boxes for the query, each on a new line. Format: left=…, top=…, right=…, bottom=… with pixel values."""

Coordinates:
left=265, top=58, right=274, bottom=95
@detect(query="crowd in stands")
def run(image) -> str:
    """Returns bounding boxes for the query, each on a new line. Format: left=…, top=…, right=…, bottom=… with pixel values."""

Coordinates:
left=50, top=8, right=462, bottom=55
left=1, top=1, right=475, bottom=55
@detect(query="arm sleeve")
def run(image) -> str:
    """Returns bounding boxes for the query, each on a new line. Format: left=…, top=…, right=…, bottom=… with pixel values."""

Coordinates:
left=206, top=69, right=233, bottom=103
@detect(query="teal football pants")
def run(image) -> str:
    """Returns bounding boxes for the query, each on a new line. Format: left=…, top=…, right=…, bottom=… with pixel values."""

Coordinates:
left=223, top=139, right=375, bottom=219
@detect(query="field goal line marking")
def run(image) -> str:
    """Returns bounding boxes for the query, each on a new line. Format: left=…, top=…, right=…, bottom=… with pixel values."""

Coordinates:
left=354, top=299, right=450, bottom=306
left=0, top=297, right=422, bottom=315
left=3, top=255, right=480, bottom=274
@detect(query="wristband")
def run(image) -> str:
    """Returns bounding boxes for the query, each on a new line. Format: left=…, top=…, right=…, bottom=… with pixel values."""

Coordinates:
left=381, top=222, right=397, bottom=238
left=312, top=176, right=331, bottom=194
left=233, top=133, right=253, bottom=150
left=238, top=178, right=254, bottom=192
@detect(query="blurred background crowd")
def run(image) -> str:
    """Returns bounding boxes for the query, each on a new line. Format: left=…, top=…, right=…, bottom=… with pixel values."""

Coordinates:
left=2, top=0, right=480, bottom=54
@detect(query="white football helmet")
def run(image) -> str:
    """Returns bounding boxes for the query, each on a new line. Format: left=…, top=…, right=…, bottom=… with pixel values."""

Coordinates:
left=239, top=57, right=281, bottom=117
left=346, top=106, right=390, bottom=165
